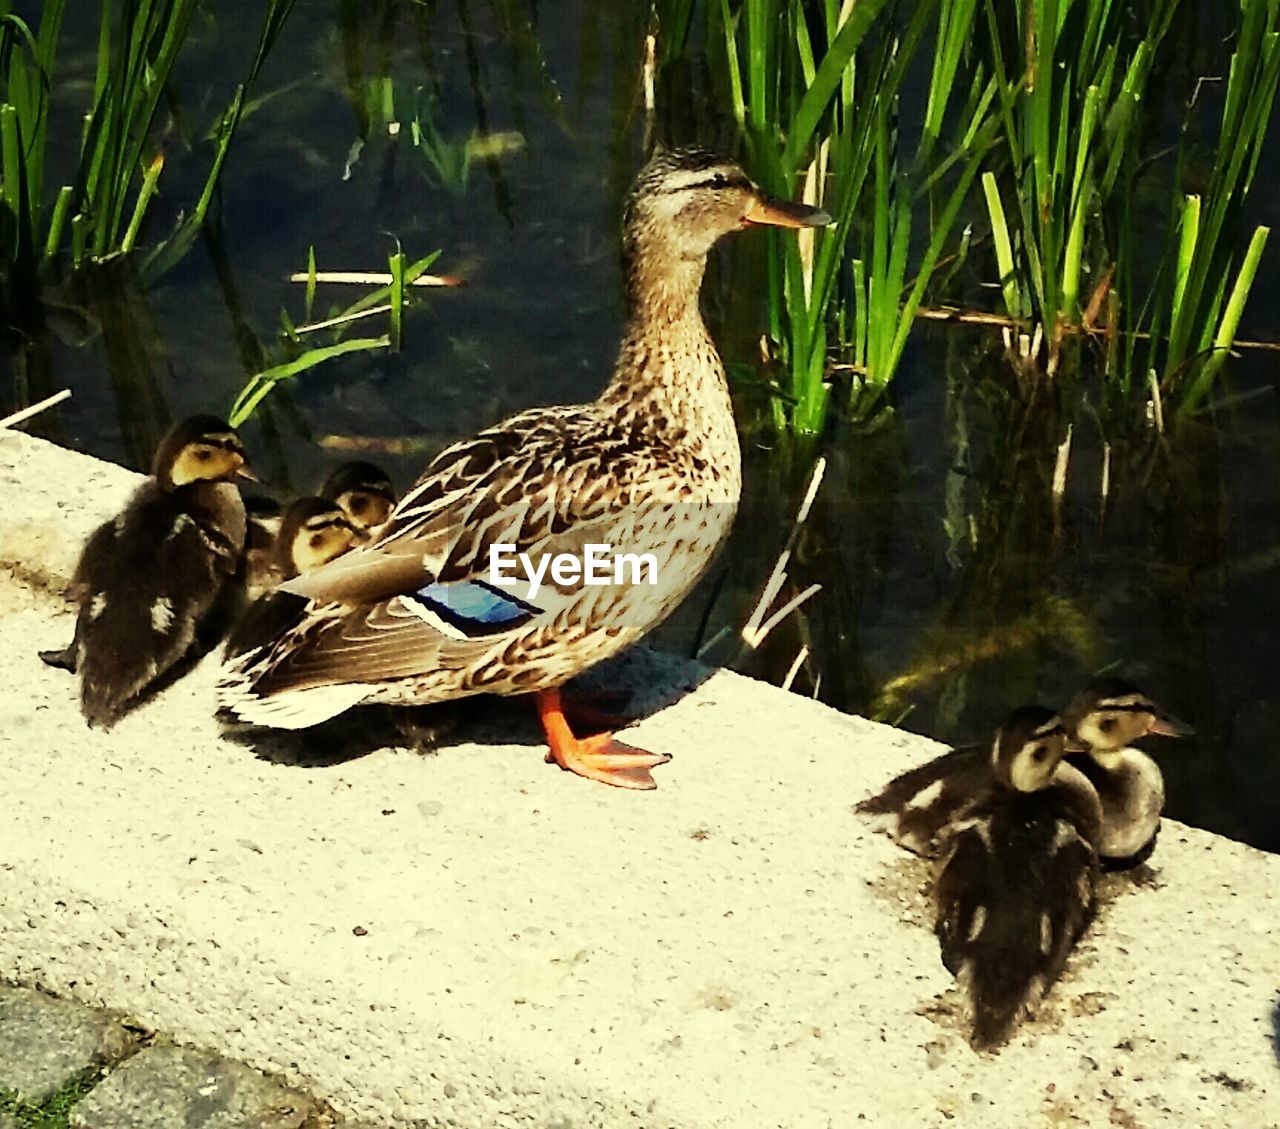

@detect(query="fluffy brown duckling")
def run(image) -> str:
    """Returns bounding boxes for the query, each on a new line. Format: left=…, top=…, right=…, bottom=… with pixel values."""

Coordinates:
left=39, top=415, right=254, bottom=727
left=225, top=497, right=364, bottom=659
left=1061, top=677, right=1191, bottom=864
left=318, top=461, right=397, bottom=534
left=241, top=494, right=285, bottom=600
left=932, top=706, right=1103, bottom=1050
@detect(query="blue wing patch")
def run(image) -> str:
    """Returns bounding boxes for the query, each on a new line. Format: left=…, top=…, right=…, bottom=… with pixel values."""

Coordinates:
left=407, top=578, right=539, bottom=638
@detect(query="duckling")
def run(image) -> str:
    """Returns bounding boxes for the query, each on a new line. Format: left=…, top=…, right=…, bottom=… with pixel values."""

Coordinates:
left=38, top=415, right=254, bottom=727
left=933, top=706, right=1103, bottom=1050
left=241, top=494, right=285, bottom=599
left=1061, top=677, right=1191, bottom=863
left=318, top=461, right=396, bottom=534
left=226, top=497, right=364, bottom=658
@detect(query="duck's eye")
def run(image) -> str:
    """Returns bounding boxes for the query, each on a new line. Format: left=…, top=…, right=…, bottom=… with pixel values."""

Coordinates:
left=350, top=496, right=369, bottom=515
left=309, top=533, right=325, bottom=550
left=696, top=172, right=733, bottom=191
left=1031, top=744, right=1049, bottom=761
left=1099, top=718, right=1117, bottom=733
left=194, top=449, right=212, bottom=462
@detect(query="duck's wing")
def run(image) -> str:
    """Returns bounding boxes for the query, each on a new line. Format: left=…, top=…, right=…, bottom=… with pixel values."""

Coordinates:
left=228, top=406, right=662, bottom=697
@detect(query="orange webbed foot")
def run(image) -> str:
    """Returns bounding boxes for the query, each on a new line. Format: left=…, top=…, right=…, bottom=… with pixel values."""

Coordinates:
left=536, top=688, right=669, bottom=790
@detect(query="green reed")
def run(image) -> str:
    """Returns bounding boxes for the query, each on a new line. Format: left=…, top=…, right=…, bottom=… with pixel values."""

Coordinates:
left=704, top=0, right=883, bottom=434
left=1118, top=0, right=1280, bottom=415
left=976, top=0, right=1180, bottom=366
left=708, top=0, right=996, bottom=432
left=0, top=0, right=296, bottom=324
left=700, top=0, right=1280, bottom=433
left=229, top=248, right=443, bottom=427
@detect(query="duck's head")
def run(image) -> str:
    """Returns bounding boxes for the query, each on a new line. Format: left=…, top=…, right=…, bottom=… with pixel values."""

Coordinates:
left=623, top=147, right=831, bottom=264
left=318, top=460, right=397, bottom=531
left=276, top=497, right=365, bottom=579
left=991, top=705, right=1068, bottom=793
left=156, top=415, right=255, bottom=490
left=1063, top=678, right=1193, bottom=756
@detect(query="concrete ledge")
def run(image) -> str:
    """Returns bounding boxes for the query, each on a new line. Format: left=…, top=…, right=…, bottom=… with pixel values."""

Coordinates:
left=1, top=429, right=1278, bottom=1128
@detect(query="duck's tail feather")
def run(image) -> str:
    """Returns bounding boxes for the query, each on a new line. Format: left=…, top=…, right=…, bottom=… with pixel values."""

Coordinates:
left=934, top=802, right=1098, bottom=1051
left=217, top=646, right=371, bottom=729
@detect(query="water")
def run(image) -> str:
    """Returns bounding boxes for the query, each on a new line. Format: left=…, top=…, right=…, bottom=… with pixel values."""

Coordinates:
left=7, top=0, right=1280, bottom=852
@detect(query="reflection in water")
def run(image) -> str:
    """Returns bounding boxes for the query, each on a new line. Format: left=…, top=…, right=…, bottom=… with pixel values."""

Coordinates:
left=5, top=1, right=1280, bottom=852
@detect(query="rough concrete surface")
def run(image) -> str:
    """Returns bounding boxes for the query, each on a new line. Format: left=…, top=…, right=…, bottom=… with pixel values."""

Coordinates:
left=69, top=1044, right=325, bottom=1129
left=0, top=984, right=131, bottom=1104
left=1, top=428, right=1278, bottom=1128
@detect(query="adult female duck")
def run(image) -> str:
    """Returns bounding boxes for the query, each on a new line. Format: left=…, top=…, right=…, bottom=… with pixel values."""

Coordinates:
left=219, top=148, right=829, bottom=788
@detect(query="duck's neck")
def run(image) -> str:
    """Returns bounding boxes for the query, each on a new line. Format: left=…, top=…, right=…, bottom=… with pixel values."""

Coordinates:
left=600, top=237, right=730, bottom=435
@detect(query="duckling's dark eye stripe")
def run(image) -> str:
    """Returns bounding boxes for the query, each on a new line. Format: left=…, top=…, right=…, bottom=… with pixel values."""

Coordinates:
left=200, top=435, right=244, bottom=453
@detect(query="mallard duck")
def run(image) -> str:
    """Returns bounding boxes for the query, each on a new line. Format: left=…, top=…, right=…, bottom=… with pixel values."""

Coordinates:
left=932, top=706, right=1103, bottom=1050
left=319, top=461, right=397, bottom=533
left=218, top=147, right=829, bottom=788
left=39, top=415, right=254, bottom=727
left=226, top=497, right=364, bottom=659
left=1061, top=677, right=1191, bottom=863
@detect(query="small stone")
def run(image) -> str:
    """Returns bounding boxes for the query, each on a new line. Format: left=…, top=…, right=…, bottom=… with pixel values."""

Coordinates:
left=70, top=1044, right=323, bottom=1129
left=0, top=985, right=133, bottom=1104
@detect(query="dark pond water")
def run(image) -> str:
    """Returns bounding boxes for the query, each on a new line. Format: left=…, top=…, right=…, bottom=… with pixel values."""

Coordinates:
left=7, top=1, right=1280, bottom=852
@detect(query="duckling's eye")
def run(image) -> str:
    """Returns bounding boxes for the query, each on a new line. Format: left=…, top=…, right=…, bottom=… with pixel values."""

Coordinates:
left=1099, top=718, right=1117, bottom=733
left=309, top=533, right=325, bottom=550
left=1031, top=744, right=1050, bottom=762
left=194, top=449, right=212, bottom=462
left=350, top=496, right=369, bottom=515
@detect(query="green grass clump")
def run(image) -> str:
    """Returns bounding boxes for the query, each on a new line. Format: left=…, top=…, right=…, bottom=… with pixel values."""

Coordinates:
left=0, top=1069, right=101, bottom=1129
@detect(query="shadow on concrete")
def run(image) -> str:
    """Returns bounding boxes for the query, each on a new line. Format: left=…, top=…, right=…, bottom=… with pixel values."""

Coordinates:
left=218, top=644, right=717, bottom=769
left=1270, top=993, right=1280, bottom=1069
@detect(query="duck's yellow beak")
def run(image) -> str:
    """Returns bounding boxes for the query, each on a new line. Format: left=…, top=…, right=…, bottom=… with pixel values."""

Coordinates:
left=742, top=193, right=832, bottom=229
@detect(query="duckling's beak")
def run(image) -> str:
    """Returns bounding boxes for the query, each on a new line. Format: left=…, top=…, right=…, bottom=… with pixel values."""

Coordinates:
left=236, top=462, right=260, bottom=483
left=1149, top=711, right=1194, bottom=738
left=742, top=192, right=832, bottom=229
